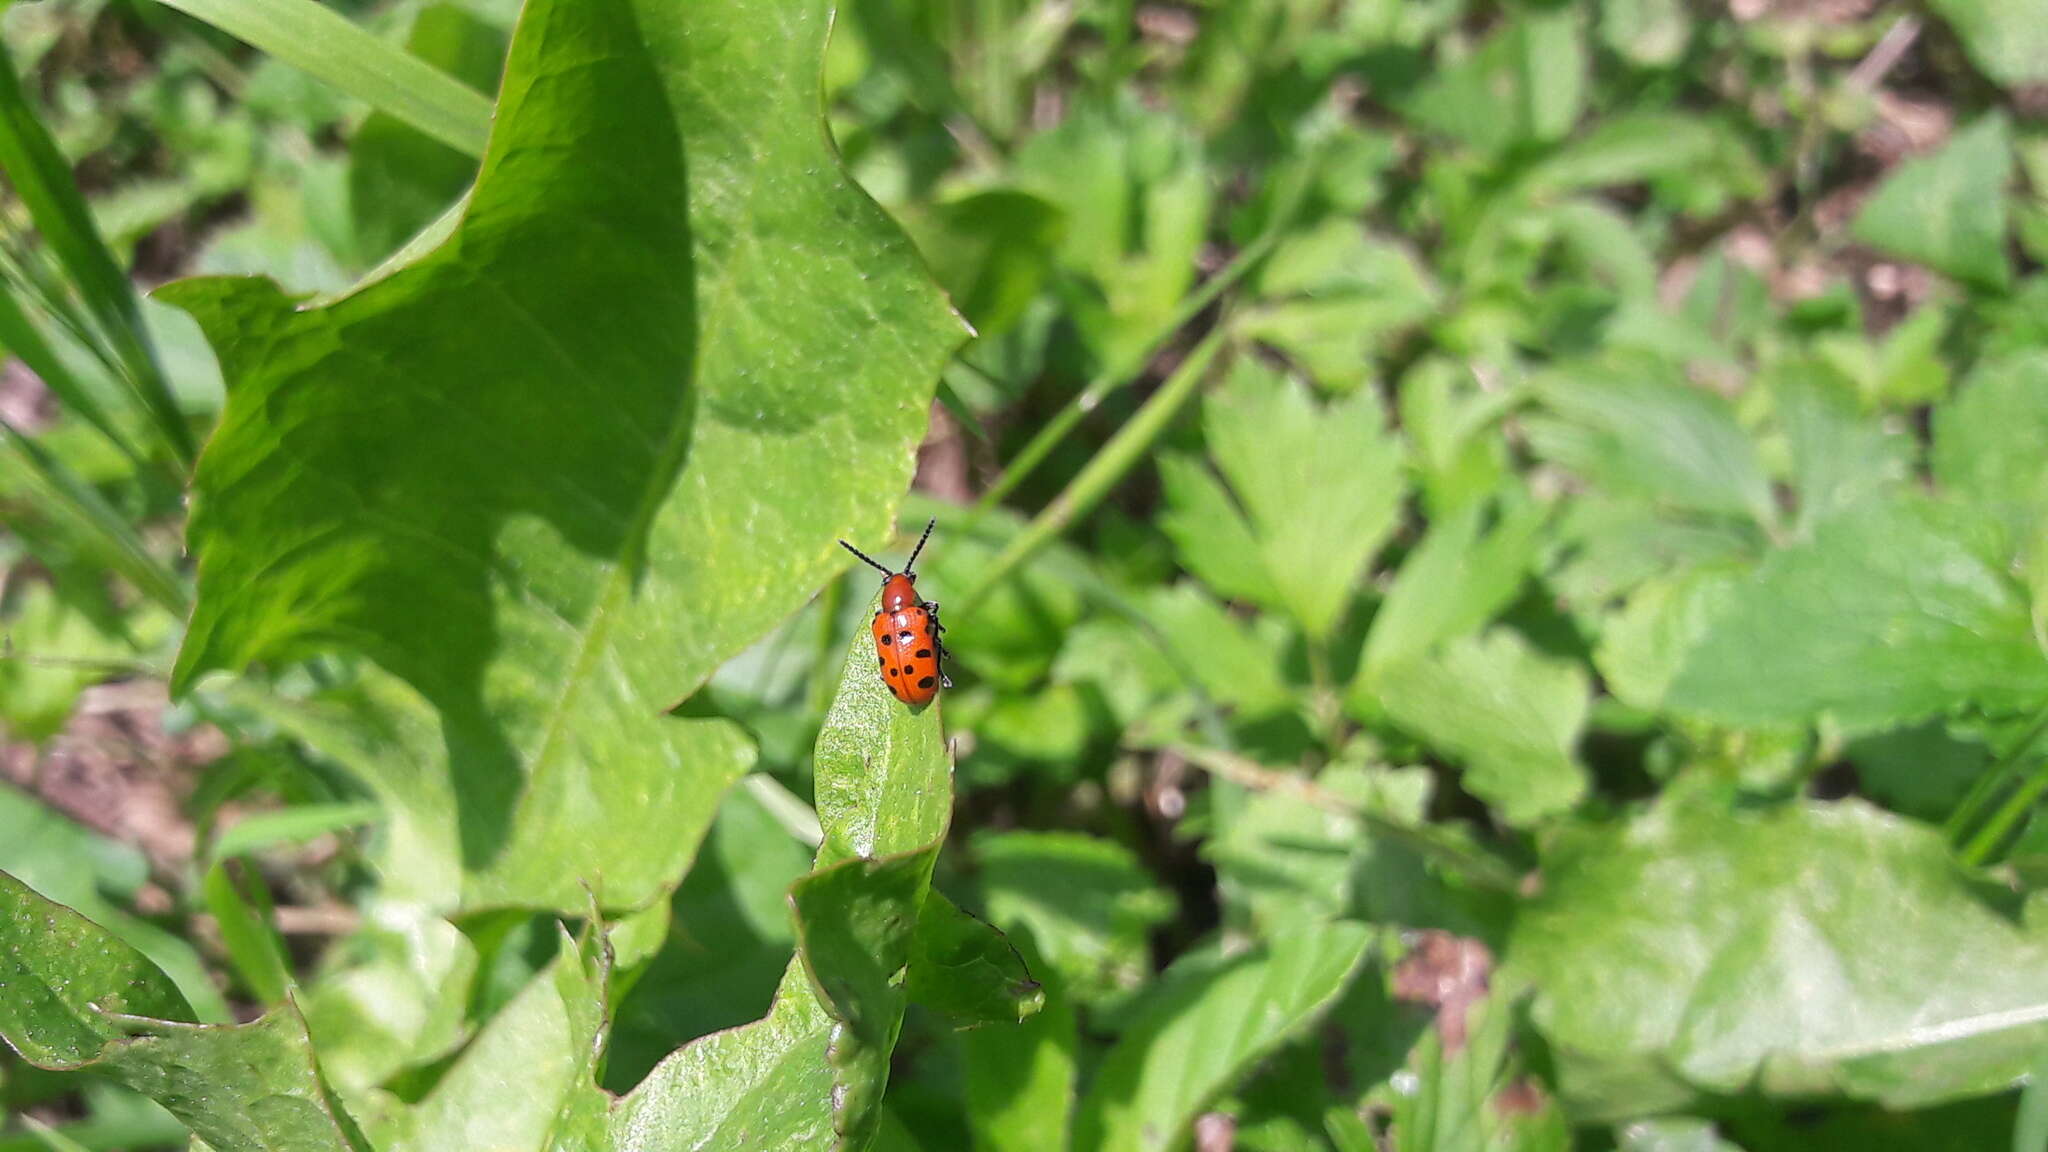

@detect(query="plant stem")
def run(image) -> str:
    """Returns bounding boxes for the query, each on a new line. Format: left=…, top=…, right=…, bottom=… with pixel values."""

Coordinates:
left=959, top=327, right=1228, bottom=610
left=972, top=161, right=1313, bottom=513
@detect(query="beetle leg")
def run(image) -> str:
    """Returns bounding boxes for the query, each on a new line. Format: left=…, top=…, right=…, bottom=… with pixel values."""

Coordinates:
left=927, top=615, right=954, bottom=689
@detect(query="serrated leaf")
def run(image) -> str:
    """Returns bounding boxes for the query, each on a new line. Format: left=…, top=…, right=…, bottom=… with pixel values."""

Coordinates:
left=0, top=873, right=360, bottom=1152
left=1161, top=361, right=1404, bottom=639
left=1851, top=114, right=2013, bottom=290
left=1072, top=921, right=1371, bottom=1152
left=1667, top=495, right=2048, bottom=729
left=1374, top=631, right=1590, bottom=827
left=1509, top=795, right=2048, bottom=1117
left=161, top=0, right=962, bottom=915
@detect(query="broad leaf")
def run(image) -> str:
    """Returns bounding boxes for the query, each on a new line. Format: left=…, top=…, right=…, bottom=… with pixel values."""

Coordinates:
left=1925, top=0, right=2048, bottom=88
left=1373, top=630, right=1590, bottom=826
left=1667, top=495, right=2048, bottom=729
left=161, top=0, right=963, bottom=914
left=1072, top=921, right=1370, bottom=1152
left=1161, top=360, right=1404, bottom=639
left=1851, top=114, right=2013, bottom=290
left=1509, top=794, right=2048, bottom=1116
left=0, top=872, right=360, bottom=1152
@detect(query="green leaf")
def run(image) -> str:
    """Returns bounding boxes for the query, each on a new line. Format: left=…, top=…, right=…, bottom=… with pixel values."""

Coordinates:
left=1374, top=630, right=1590, bottom=826
left=1206, top=764, right=1380, bottom=933
left=1775, top=371, right=1912, bottom=535
left=1933, top=352, right=2048, bottom=545
left=0, top=873, right=360, bottom=1152
left=0, top=53, right=190, bottom=463
left=1509, top=794, right=2048, bottom=1117
left=163, top=0, right=962, bottom=914
left=1523, top=113, right=1727, bottom=196
left=971, top=830, right=1175, bottom=1004
left=787, top=846, right=941, bottom=1149
left=1143, top=583, right=1292, bottom=720
left=1358, top=492, right=1547, bottom=687
left=346, top=3, right=505, bottom=260
left=1852, top=114, right=2013, bottom=291
left=0, top=871, right=191, bottom=1068
left=1072, top=921, right=1371, bottom=1152
left=299, top=900, right=478, bottom=1095
left=604, top=582, right=951, bottom=1150
left=378, top=929, right=605, bottom=1152
left=1237, top=220, right=1439, bottom=390
left=200, top=861, right=291, bottom=1006
left=1667, top=495, right=2048, bottom=729
left=1527, top=368, right=1774, bottom=530
left=1161, top=360, right=1404, bottom=639
left=0, top=787, right=225, bottom=1023
left=963, top=969, right=1076, bottom=1152
left=907, top=894, right=1044, bottom=1027
left=145, top=0, right=493, bottom=157
left=1599, top=0, right=1690, bottom=66
left=1925, top=0, right=2048, bottom=87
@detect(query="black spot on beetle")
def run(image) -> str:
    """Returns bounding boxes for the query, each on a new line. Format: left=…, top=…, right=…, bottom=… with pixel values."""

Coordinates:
left=887, top=667, right=898, bottom=677
left=915, top=648, right=933, bottom=659
left=917, top=675, right=936, bottom=690
left=899, top=630, right=914, bottom=641
left=879, top=657, right=887, bottom=668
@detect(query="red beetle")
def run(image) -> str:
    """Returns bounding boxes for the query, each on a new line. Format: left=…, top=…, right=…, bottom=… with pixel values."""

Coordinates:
left=840, top=519, right=950, bottom=706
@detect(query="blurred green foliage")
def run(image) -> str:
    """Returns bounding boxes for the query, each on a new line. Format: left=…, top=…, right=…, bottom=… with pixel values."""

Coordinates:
left=4, top=0, right=2048, bottom=1148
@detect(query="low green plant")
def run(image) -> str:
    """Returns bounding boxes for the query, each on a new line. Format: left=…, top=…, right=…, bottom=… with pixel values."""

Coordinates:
left=5, top=0, right=2048, bottom=1149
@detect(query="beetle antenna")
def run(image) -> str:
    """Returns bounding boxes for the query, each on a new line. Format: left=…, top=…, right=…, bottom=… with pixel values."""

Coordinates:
left=904, top=518, right=937, bottom=574
left=838, top=539, right=893, bottom=577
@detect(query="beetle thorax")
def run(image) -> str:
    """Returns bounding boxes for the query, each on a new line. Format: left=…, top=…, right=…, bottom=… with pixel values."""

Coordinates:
left=880, top=573, right=919, bottom=611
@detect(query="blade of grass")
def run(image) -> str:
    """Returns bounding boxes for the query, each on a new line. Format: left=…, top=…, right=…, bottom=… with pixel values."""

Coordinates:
left=1954, top=705, right=2048, bottom=867
left=1172, top=744, right=1524, bottom=893
left=0, top=418, right=188, bottom=614
left=0, top=278, right=140, bottom=463
left=145, top=0, right=492, bottom=158
left=0, top=57, right=193, bottom=466
left=958, top=327, right=1228, bottom=610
